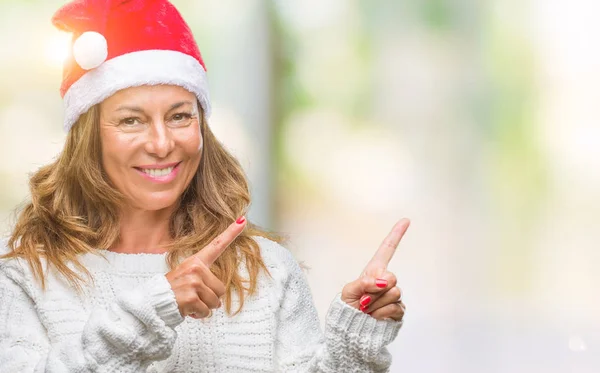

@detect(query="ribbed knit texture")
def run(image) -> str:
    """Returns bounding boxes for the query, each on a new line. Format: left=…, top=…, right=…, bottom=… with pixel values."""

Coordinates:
left=0, top=236, right=402, bottom=372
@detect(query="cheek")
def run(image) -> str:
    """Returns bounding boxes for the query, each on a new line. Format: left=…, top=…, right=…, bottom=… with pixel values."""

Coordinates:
left=179, top=125, right=203, bottom=158
left=102, top=149, right=125, bottom=176
left=100, top=128, right=134, bottom=178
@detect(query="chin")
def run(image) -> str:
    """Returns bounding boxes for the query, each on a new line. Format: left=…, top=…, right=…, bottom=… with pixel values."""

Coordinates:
left=134, top=192, right=181, bottom=211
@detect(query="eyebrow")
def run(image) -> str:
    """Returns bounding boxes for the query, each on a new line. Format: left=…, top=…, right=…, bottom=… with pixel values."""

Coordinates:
left=115, top=101, right=194, bottom=113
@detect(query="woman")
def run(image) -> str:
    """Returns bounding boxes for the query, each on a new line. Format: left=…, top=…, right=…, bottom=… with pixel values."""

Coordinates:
left=0, top=0, right=408, bottom=372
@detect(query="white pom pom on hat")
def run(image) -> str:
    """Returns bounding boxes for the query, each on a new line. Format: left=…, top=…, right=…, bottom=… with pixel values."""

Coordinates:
left=72, top=31, right=108, bottom=70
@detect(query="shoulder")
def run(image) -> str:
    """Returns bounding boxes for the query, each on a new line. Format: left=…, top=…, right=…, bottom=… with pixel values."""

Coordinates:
left=0, top=237, right=25, bottom=275
left=0, top=239, right=35, bottom=297
left=251, top=235, right=302, bottom=271
left=250, top=236, right=317, bottom=312
left=0, top=236, right=10, bottom=257
left=0, top=238, right=48, bottom=300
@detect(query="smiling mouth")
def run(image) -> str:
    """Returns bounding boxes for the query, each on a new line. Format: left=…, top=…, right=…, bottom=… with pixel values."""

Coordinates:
left=134, top=162, right=182, bottom=178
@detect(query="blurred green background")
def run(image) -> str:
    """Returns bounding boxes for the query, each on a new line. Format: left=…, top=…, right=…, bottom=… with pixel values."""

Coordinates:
left=1, top=0, right=599, bottom=372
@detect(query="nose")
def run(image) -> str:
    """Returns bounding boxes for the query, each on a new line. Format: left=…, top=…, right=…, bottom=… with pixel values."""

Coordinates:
left=144, top=120, right=175, bottom=158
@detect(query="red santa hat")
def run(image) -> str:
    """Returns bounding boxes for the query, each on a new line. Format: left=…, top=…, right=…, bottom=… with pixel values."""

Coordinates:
left=52, top=0, right=211, bottom=132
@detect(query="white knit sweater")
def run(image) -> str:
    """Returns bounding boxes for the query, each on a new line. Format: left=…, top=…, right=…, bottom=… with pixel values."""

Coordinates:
left=0, top=235, right=402, bottom=372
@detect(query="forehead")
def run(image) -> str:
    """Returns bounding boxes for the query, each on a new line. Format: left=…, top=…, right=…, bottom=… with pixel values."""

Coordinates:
left=101, top=85, right=198, bottom=110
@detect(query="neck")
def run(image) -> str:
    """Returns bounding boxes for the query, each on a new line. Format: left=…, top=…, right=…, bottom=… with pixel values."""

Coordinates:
left=110, top=206, right=174, bottom=254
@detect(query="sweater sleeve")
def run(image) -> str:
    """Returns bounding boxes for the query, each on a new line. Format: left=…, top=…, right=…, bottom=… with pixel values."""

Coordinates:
left=0, top=261, right=185, bottom=373
left=267, top=240, right=403, bottom=373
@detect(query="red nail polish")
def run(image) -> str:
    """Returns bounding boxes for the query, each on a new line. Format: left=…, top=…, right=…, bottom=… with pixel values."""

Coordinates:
left=376, top=279, right=387, bottom=288
left=236, top=216, right=246, bottom=224
left=360, top=296, right=371, bottom=306
left=360, top=305, right=368, bottom=312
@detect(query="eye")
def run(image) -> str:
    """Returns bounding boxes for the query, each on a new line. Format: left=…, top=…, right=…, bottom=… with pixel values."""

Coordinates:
left=119, top=117, right=141, bottom=126
left=169, top=112, right=193, bottom=126
left=171, top=112, right=192, bottom=122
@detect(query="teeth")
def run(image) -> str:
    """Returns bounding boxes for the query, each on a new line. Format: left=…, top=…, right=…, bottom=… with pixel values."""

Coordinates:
left=141, top=166, right=174, bottom=177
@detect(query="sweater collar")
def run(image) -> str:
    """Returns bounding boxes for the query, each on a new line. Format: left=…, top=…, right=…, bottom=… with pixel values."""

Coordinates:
left=78, top=250, right=169, bottom=274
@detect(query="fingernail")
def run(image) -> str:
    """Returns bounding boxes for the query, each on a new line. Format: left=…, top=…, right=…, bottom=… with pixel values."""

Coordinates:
left=376, top=279, right=388, bottom=288
left=236, top=216, right=246, bottom=224
left=360, top=304, right=369, bottom=312
left=360, top=296, right=371, bottom=306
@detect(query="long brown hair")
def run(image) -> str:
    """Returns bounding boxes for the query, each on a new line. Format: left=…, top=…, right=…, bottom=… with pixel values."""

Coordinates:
left=1, top=103, right=286, bottom=316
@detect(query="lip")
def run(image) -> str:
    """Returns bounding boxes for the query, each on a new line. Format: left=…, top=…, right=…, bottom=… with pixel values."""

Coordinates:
left=134, top=161, right=182, bottom=183
left=135, top=161, right=181, bottom=170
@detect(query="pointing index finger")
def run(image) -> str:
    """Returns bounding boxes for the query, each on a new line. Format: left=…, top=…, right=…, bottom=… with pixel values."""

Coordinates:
left=194, top=216, right=247, bottom=265
left=365, top=218, right=410, bottom=271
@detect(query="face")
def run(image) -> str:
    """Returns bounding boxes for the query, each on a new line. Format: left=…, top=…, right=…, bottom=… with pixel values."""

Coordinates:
left=99, top=85, right=203, bottom=212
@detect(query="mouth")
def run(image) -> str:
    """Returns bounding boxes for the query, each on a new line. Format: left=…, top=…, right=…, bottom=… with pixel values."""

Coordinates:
left=133, top=161, right=182, bottom=183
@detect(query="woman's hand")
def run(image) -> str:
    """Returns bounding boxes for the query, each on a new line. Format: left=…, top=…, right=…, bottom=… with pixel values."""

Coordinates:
left=165, top=216, right=247, bottom=319
left=341, top=218, right=409, bottom=321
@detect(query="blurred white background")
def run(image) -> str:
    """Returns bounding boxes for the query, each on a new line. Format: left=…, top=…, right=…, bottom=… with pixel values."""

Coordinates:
left=0, top=0, right=599, bottom=371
